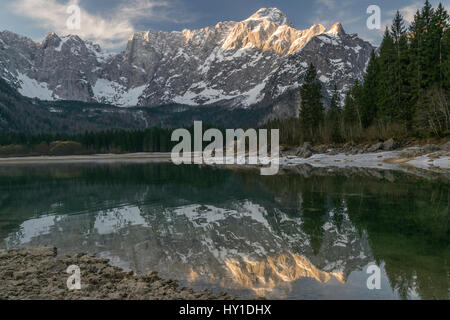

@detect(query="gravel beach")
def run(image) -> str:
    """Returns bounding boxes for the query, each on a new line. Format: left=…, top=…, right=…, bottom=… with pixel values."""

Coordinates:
left=0, top=247, right=230, bottom=300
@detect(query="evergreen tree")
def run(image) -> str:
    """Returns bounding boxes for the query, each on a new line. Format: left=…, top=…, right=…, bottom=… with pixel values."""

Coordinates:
left=376, top=28, right=397, bottom=124
left=420, top=0, right=436, bottom=89
left=391, top=11, right=412, bottom=127
left=343, top=82, right=362, bottom=140
left=431, top=3, right=449, bottom=86
left=300, top=63, right=324, bottom=141
left=409, top=1, right=435, bottom=93
left=444, top=28, right=450, bottom=97
left=409, top=8, right=425, bottom=105
left=327, top=84, right=342, bottom=142
left=361, top=51, right=379, bottom=128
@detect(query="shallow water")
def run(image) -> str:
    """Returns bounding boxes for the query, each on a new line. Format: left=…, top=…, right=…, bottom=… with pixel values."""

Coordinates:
left=0, top=163, right=448, bottom=300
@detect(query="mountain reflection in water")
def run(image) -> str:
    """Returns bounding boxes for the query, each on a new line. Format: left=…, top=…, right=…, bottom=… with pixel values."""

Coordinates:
left=0, top=163, right=448, bottom=300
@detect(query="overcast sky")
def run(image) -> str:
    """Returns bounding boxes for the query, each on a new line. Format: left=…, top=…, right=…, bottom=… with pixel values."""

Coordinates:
left=0, top=0, right=448, bottom=50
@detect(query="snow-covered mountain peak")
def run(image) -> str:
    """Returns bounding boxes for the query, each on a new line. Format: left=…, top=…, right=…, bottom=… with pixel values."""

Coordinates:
left=309, top=23, right=327, bottom=34
left=246, top=8, right=293, bottom=26
left=0, top=9, right=374, bottom=109
left=43, top=32, right=60, bottom=41
left=328, top=22, right=346, bottom=36
left=221, top=17, right=329, bottom=56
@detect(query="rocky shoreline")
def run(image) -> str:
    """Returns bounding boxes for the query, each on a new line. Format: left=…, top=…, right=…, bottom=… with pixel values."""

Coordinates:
left=281, top=139, right=450, bottom=159
left=277, top=139, right=450, bottom=176
left=0, top=247, right=231, bottom=300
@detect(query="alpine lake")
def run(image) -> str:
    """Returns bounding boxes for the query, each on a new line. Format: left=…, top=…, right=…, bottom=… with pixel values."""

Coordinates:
left=0, top=161, right=448, bottom=300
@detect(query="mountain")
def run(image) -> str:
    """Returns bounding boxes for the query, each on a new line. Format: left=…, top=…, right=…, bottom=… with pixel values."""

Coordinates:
left=0, top=77, right=150, bottom=133
left=0, top=77, right=271, bottom=134
left=0, top=8, right=374, bottom=111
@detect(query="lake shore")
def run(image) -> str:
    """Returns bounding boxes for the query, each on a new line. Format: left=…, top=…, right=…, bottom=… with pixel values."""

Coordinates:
left=0, top=153, right=173, bottom=164
left=280, top=144, right=450, bottom=172
left=0, top=247, right=230, bottom=300
left=0, top=142, right=448, bottom=173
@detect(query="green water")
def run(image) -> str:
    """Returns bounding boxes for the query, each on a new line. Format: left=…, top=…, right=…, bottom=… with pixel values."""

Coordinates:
left=0, top=163, right=448, bottom=300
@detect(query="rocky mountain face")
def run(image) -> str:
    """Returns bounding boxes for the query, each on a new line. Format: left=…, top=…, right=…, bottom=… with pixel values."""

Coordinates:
left=0, top=8, right=374, bottom=111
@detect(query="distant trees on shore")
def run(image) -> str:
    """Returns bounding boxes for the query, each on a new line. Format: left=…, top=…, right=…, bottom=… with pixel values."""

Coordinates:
left=0, top=126, right=228, bottom=156
left=0, top=129, right=177, bottom=156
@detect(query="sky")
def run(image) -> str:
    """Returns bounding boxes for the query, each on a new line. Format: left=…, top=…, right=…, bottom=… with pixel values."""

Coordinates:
left=0, top=0, right=448, bottom=50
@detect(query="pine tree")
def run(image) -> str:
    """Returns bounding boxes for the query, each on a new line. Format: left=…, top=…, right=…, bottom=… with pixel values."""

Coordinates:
left=326, top=84, right=342, bottom=142
left=409, top=8, right=425, bottom=105
left=376, top=28, right=397, bottom=125
left=431, top=3, right=449, bottom=86
left=414, top=1, right=435, bottom=90
left=343, top=82, right=362, bottom=140
left=300, top=63, right=324, bottom=141
left=444, top=28, right=450, bottom=97
left=410, top=2, right=450, bottom=131
left=361, top=51, right=379, bottom=128
left=421, top=1, right=436, bottom=88
left=391, top=11, right=412, bottom=127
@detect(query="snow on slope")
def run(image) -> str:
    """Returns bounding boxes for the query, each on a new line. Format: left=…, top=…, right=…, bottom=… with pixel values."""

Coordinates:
left=16, top=72, right=55, bottom=101
left=92, top=79, right=146, bottom=107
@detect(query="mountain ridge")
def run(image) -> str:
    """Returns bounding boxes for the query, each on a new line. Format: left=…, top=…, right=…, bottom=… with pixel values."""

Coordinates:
left=0, top=77, right=273, bottom=134
left=0, top=8, right=374, bottom=110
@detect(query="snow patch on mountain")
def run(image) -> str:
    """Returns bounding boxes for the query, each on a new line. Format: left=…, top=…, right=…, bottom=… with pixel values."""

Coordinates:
left=245, top=7, right=292, bottom=26
left=92, top=79, right=146, bottom=107
left=16, top=72, right=55, bottom=101
left=54, top=37, right=68, bottom=52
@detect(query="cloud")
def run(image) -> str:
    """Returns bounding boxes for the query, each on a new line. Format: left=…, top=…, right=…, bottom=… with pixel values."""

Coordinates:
left=312, top=0, right=360, bottom=29
left=315, top=0, right=337, bottom=10
left=9, top=0, right=185, bottom=50
left=398, top=3, right=421, bottom=22
left=385, top=1, right=423, bottom=24
left=392, top=1, right=450, bottom=23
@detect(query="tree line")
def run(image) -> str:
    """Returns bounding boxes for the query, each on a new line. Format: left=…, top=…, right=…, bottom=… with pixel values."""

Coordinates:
left=0, top=125, right=228, bottom=156
left=267, top=1, right=450, bottom=146
left=0, top=129, right=177, bottom=156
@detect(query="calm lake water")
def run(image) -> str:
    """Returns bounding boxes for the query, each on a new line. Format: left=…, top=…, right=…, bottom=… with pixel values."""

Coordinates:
left=0, top=163, right=448, bottom=300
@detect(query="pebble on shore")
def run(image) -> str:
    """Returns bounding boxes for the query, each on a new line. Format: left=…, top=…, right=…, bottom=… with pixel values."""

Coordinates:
left=0, top=247, right=230, bottom=300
